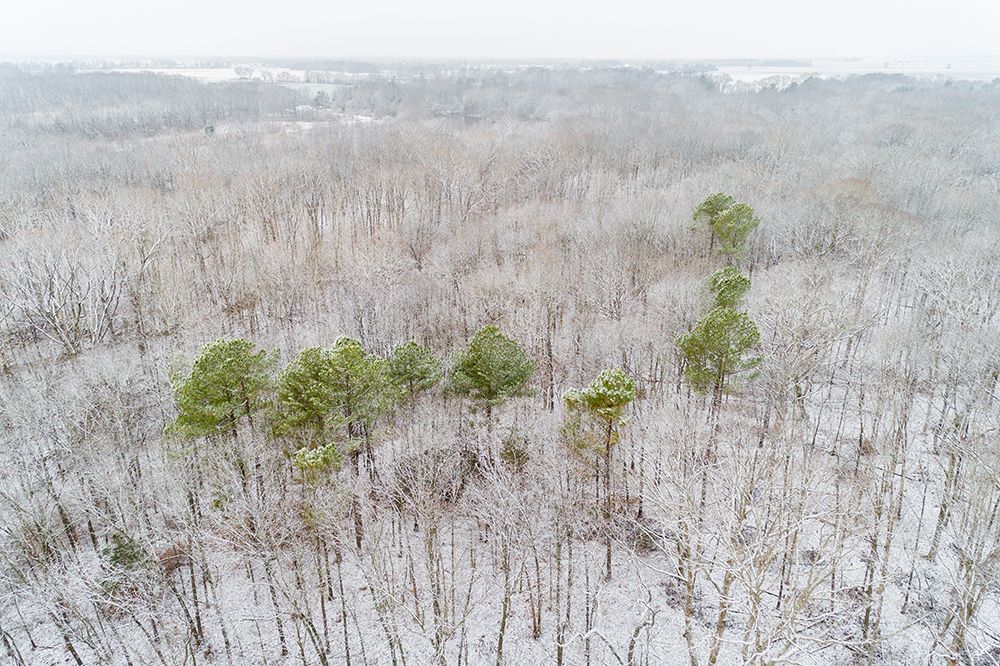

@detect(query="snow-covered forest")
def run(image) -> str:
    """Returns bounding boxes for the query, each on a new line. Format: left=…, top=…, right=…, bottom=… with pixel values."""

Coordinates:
left=1, top=61, right=999, bottom=665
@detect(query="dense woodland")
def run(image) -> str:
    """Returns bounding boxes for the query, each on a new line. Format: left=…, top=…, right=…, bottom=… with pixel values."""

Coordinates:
left=1, top=62, right=999, bottom=665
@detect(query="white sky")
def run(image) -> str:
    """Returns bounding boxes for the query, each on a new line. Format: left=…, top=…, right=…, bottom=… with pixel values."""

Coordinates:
left=2, top=0, right=999, bottom=60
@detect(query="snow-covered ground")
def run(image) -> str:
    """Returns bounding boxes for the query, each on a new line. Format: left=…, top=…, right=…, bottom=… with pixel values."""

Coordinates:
left=80, top=66, right=307, bottom=83
left=91, top=57, right=1000, bottom=88
left=714, top=57, right=1000, bottom=83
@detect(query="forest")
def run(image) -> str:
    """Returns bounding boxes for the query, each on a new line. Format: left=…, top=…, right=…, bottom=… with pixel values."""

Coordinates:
left=0, top=61, right=999, bottom=665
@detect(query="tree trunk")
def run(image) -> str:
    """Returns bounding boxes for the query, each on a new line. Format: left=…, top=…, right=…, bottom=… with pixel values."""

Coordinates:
left=604, top=419, right=614, bottom=581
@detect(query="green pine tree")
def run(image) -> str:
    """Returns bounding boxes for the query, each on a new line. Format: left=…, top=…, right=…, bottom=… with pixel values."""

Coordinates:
left=564, top=368, right=636, bottom=581
left=448, top=325, right=534, bottom=419
left=168, top=338, right=276, bottom=439
left=273, top=346, right=342, bottom=447
left=693, top=193, right=759, bottom=261
left=388, top=341, right=442, bottom=402
left=274, top=337, right=395, bottom=474
left=709, top=265, right=751, bottom=308
left=693, top=192, right=735, bottom=225
left=711, top=203, right=759, bottom=261
left=677, top=305, right=761, bottom=411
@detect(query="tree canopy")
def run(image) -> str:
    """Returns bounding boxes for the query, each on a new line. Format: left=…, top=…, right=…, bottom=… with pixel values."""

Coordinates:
left=564, top=367, right=637, bottom=426
left=709, top=265, right=752, bottom=308
left=711, top=203, right=759, bottom=260
left=693, top=193, right=759, bottom=260
left=388, top=341, right=442, bottom=401
left=325, top=336, right=395, bottom=437
left=168, top=338, right=276, bottom=439
left=563, top=368, right=636, bottom=454
left=448, top=325, right=533, bottom=409
left=274, top=337, right=395, bottom=448
left=677, top=306, right=761, bottom=396
left=273, top=346, right=341, bottom=446
left=693, top=192, right=735, bottom=224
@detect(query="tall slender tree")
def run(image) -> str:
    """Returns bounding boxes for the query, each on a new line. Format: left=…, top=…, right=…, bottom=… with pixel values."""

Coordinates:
left=564, top=368, right=637, bottom=580
left=678, top=304, right=761, bottom=414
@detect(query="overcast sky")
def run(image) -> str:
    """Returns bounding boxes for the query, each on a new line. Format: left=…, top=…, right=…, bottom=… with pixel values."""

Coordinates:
left=4, top=0, right=999, bottom=60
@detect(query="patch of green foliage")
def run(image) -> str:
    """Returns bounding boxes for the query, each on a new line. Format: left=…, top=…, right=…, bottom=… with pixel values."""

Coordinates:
left=274, top=337, right=396, bottom=450
left=500, top=429, right=530, bottom=471
left=448, top=325, right=533, bottom=409
left=292, top=441, right=343, bottom=485
left=168, top=338, right=276, bottom=439
left=711, top=203, right=759, bottom=259
left=388, top=341, right=442, bottom=401
left=677, top=306, right=761, bottom=395
left=709, top=265, right=751, bottom=308
left=693, top=193, right=760, bottom=260
left=100, top=531, right=150, bottom=599
left=563, top=368, right=636, bottom=456
left=101, top=531, right=148, bottom=570
left=693, top=192, right=735, bottom=224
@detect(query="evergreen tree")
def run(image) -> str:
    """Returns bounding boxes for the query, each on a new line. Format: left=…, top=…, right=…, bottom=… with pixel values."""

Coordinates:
left=693, top=193, right=759, bottom=260
left=694, top=192, right=735, bottom=253
left=678, top=305, right=761, bottom=411
left=273, top=346, right=342, bottom=447
left=274, top=337, right=395, bottom=474
left=710, top=202, right=759, bottom=260
left=388, top=341, right=442, bottom=402
left=564, top=368, right=636, bottom=581
left=693, top=192, right=735, bottom=225
left=709, top=265, right=751, bottom=308
left=681, top=197, right=762, bottom=413
left=448, top=325, right=534, bottom=419
left=168, top=338, right=275, bottom=439
left=326, top=336, right=394, bottom=441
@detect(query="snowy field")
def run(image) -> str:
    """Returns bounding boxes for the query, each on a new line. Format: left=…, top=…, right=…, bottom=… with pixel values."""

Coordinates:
left=81, top=66, right=308, bottom=82
left=714, top=56, right=1000, bottom=83
left=84, top=57, right=1000, bottom=88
